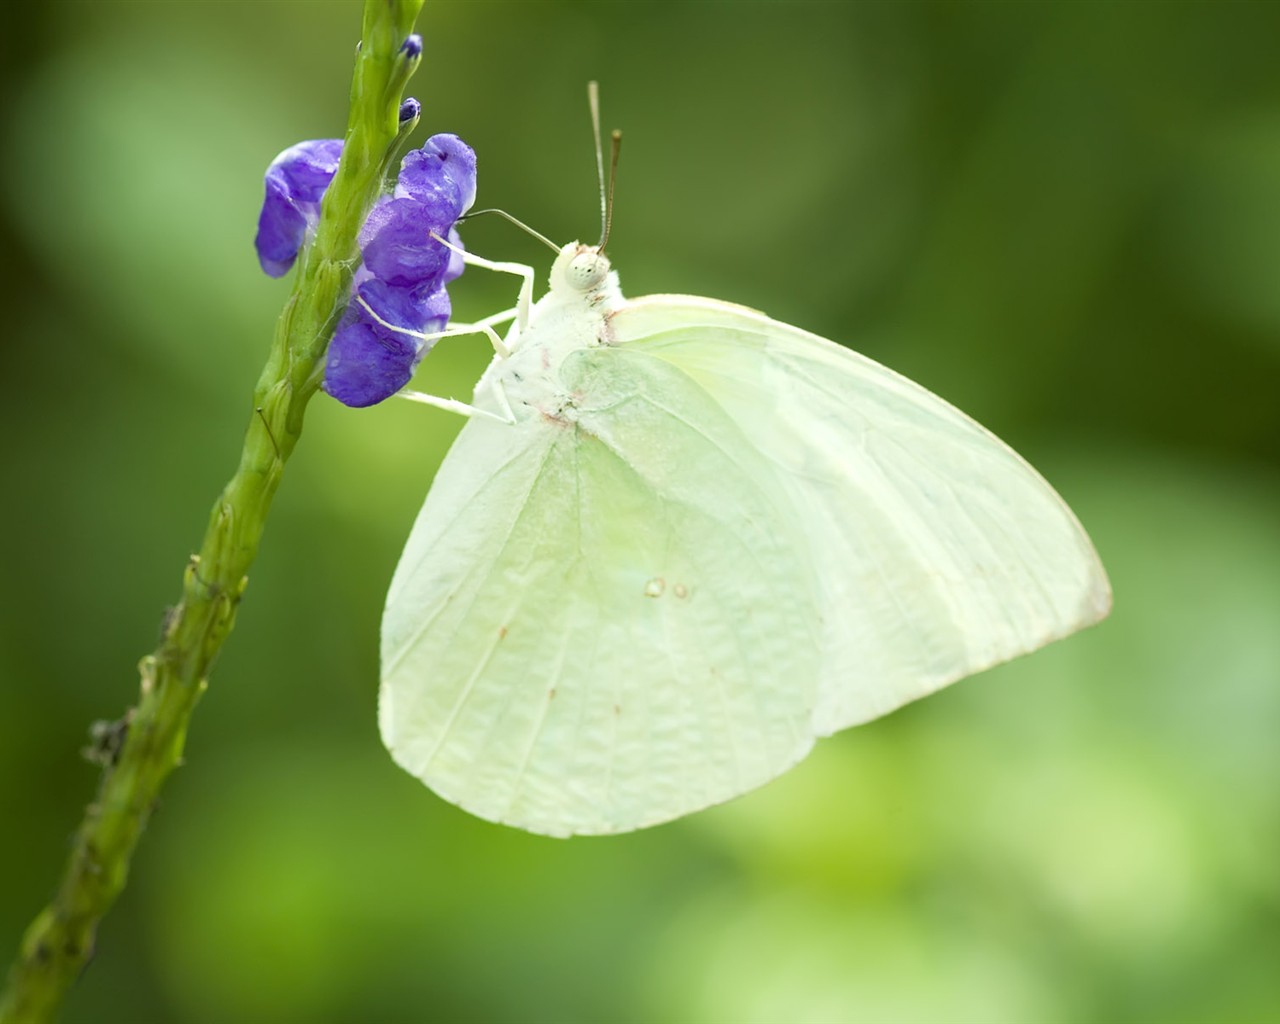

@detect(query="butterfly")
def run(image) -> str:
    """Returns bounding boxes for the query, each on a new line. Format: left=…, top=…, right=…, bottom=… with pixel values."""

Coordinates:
left=376, top=93, right=1111, bottom=838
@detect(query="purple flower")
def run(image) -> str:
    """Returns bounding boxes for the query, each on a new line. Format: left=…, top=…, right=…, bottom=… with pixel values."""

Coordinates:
left=400, top=34, right=423, bottom=60
left=320, top=134, right=475, bottom=406
left=254, top=139, right=343, bottom=277
left=398, top=98, right=421, bottom=124
left=254, top=129, right=477, bottom=408
left=323, top=277, right=451, bottom=408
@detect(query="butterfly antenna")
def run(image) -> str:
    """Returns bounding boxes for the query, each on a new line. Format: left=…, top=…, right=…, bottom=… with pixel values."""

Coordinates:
left=601, top=129, right=622, bottom=254
left=457, top=208, right=560, bottom=254
left=588, top=81, right=608, bottom=248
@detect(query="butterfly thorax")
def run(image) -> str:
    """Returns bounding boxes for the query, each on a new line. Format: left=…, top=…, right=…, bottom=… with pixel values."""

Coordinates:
left=474, top=242, right=624, bottom=423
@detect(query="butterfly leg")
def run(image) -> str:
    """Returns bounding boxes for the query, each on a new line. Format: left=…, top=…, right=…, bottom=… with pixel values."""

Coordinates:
left=443, top=307, right=519, bottom=358
left=355, top=296, right=512, bottom=358
left=351, top=297, right=517, bottom=422
left=396, top=389, right=514, bottom=424
left=431, top=232, right=536, bottom=333
left=491, top=378, right=517, bottom=424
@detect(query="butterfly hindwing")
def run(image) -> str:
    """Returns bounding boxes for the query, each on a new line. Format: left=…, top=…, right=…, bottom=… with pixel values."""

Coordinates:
left=380, top=346, right=820, bottom=835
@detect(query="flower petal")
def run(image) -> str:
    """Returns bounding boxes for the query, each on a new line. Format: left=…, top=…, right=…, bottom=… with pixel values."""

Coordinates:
left=359, top=277, right=452, bottom=337
left=273, top=139, right=343, bottom=201
left=442, top=227, right=466, bottom=284
left=322, top=279, right=451, bottom=408
left=396, top=134, right=477, bottom=220
left=253, top=138, right=343, bottom=277
left=255, top=176, right=310, bottom=278
left=359, top=197, right=454, bottom=287
left=322, top=316, right=418, bottom=408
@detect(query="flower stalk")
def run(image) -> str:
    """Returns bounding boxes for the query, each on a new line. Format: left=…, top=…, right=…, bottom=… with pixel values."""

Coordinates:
left=0, top=2, right=424, bottom=1020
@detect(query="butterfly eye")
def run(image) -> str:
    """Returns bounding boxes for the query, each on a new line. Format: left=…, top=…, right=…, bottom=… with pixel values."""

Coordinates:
left=566, top=251, right=609, bottom=291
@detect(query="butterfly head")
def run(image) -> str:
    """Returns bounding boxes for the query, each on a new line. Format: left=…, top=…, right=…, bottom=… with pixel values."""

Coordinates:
left=549, top=242, right=616, bottom=301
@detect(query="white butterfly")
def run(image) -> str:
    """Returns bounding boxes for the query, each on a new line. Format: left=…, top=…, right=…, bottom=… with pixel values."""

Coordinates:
left=376, top=93, right=1111, bottom=837
left=376, top=235, right=1111, bottom=837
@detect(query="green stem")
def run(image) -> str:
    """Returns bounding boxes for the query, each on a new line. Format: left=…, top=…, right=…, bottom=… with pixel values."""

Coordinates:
left=0, top=2, right=424, bottom=1020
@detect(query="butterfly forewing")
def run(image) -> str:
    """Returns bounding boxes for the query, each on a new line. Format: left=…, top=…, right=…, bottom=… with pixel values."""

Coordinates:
left=610, top=296, right=1111, bottom=736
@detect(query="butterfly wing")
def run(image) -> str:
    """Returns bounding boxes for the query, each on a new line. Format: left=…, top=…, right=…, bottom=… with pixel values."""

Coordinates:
left=608, top=295, right=1112, bottom=736
left=380, top=349, right=821, bottom=836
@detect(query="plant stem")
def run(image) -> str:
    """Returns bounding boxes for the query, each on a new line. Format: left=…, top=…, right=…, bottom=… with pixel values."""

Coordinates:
left=0, top=2, right=424, bottom=1020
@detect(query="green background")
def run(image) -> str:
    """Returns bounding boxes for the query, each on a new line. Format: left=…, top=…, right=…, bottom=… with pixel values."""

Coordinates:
left=2, top=2, right=1278, bottom=1021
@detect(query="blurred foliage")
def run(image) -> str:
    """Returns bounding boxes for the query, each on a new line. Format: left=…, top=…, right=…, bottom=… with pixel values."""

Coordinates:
left=1, top=2, right=1277, bottom=1022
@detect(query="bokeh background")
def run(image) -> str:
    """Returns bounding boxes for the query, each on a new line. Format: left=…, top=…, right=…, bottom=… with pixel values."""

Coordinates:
left=2, top=2, right=1278, bottom=1022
